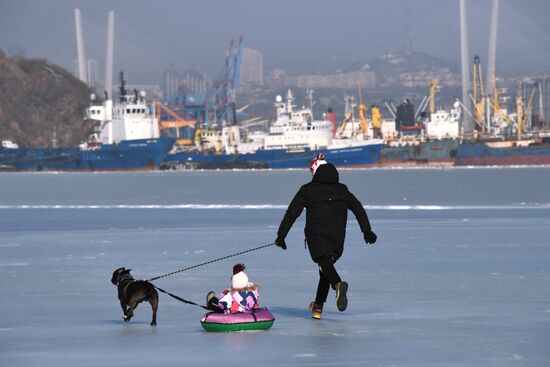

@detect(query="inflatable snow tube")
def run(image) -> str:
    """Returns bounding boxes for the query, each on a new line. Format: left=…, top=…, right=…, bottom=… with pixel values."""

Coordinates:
left=200, top=307, right=275, bottom=332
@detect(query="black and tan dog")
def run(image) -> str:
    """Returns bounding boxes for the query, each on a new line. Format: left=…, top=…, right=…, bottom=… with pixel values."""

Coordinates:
left=111, top=267, right=158, bottom=326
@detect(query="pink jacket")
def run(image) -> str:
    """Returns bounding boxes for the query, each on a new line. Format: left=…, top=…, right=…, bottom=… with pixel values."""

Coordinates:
left=217, top=283, right=259, bottom=314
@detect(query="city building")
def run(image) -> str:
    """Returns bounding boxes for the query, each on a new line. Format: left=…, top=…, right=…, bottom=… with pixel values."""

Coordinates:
left=239, top=48, right=264, bottom=90
left=162, top=66, right=209, bottom=102
left=266, top=67, right=287, bottom=90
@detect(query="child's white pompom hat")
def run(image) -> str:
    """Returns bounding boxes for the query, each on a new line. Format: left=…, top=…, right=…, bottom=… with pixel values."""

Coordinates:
left=231, top=263, right=248, bottom=289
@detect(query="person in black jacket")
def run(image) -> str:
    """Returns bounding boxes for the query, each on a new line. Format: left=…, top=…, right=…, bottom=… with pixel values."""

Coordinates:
left=274, top=157, right=377, bottom=319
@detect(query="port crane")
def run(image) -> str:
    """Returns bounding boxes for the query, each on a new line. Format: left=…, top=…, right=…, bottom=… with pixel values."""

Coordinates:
left=167, top=36, right=244, bottom=129
left=516, top=83, right=537, bottom=140
left=208, top=35, right=244, bottom=126
left=472, top=55, right=486, bottom=128
left=466, top=54, right=545, bottom=140
left=155, top=102, right=196, bottom=146
left=357, top=81, right=368, bottom=135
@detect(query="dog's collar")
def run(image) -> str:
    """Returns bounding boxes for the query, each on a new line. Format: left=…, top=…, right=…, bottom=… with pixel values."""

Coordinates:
left=118, top=274, right=135, bottom=300
left=117, top=274, right=134, bottom=286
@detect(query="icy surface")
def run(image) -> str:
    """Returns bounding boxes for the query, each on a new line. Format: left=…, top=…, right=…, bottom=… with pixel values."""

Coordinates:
left=1, top=169, right=549, bottom=366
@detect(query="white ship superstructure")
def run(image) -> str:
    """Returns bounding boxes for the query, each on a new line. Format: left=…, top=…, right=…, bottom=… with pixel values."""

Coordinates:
left=263, top=89, right=333, bottom=150
left=84, top=76, right=160, bottom=148
left=1, top=140, right=19, bottom=149
left=108, top=92, right=159, bottom=143
left=425, top=101, right=461, bottom=139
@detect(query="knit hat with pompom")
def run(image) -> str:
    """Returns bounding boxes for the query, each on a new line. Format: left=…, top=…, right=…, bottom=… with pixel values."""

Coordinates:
left=310, top=153, right=327, bottom=175
left=231, top=263, right=249, bottom=289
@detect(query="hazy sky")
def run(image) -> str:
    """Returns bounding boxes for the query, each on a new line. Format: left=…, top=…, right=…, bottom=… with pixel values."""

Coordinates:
left=1, top=0, right=549, bottom=84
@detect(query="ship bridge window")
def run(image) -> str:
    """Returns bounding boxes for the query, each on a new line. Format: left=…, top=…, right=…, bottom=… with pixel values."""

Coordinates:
left=126, top=109, right=131, bottom=114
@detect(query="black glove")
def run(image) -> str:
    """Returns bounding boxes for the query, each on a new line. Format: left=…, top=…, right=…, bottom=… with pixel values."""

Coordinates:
left=364, top=230, right=377, bottom=244
left=275, top=237, right=287, bottom=250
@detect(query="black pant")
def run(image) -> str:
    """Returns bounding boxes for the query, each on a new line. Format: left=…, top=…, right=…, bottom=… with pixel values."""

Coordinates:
left=314, top=255, right=342, bottom=305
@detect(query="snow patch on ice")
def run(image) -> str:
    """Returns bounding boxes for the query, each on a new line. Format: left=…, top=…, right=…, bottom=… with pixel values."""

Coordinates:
left=2, top=204, right=550, bottom=210
left=295, top=353, right=317, bottom=358
left=0, top=262, right=29, bottom=266
left=0, top=243, right=21, bottom=248
left=194, top=250, right=204, bottom=254
left=511, top=354, right=523, bottom=361
left=0, top=326, right=32, bottom=331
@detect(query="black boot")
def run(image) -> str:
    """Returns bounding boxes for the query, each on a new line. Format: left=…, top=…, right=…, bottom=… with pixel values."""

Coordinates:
left=206, top=291, right=219, bottom=311
left=335, top=281, right=348, bottom=312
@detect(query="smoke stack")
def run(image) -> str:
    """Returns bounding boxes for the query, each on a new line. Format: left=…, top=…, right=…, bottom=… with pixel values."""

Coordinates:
left=74, top=8, right=87, bottom=84
left=459, top=0, right=473, bottom=133
left=325, top=107, right=337, bottom=136
left=486, top=0, right=499, bottom=96
left=105, top=10, right=115, bottom=100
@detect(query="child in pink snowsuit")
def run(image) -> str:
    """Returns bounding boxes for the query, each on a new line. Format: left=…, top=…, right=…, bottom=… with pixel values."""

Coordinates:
left=206, top=263, right=260, bottom=314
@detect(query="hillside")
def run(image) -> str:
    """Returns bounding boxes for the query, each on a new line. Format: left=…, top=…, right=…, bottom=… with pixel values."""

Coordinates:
left=346, top=50, right=458, bottom=75
left=0, top=49, right=92, bottom=147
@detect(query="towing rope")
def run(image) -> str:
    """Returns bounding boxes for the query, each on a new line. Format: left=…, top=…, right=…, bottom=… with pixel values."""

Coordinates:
left=153, top=285, right=209, bottom=310
left=147, top=242, right=275, bottom=282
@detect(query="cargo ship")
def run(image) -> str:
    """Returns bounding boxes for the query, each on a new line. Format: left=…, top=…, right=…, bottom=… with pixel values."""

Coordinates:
left=455, top=138, right=550, bottom=166
left=0, top=74, right=175, bottom=171
left=2, top=138, right=175, bottom=171
left=379, top=139, right=459, bottom=166
left=165, top=90, right=383, bottom=169
left=375, top=98, right=462, bottom=167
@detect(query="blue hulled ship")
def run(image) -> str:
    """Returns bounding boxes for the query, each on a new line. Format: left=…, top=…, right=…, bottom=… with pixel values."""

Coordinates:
left=0, top=74, right=175, bottom=171
left=165, top=90, right=383, bottom=169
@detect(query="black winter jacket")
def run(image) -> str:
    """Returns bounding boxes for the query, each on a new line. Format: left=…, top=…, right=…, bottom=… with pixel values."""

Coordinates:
left=277, top=163, right=372, bottom=261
